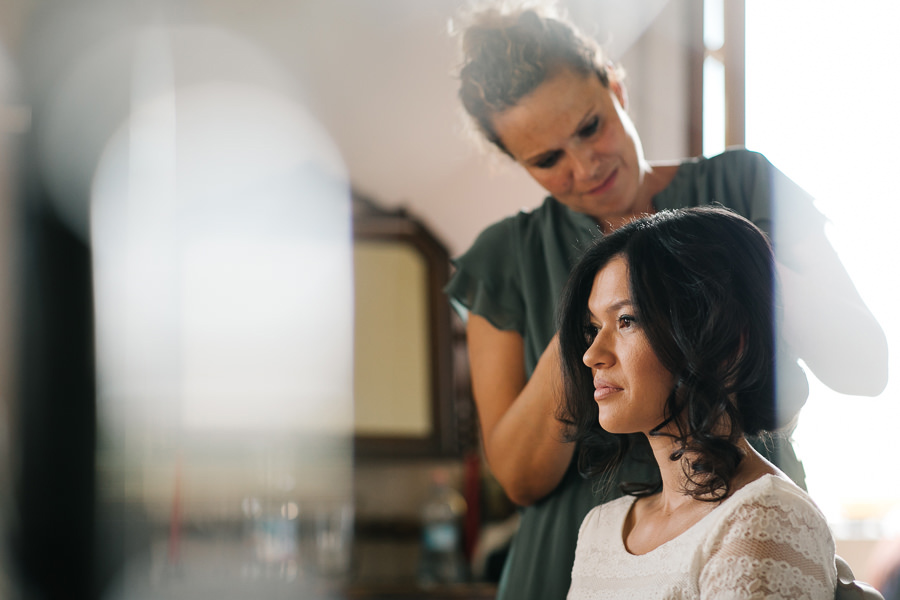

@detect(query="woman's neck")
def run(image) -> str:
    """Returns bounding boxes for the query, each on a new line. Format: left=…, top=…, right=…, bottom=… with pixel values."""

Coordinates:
left=646, top=434, right=707, bottom=512
left=638, top=161, right=680, bottom=206
left=623, top=434, right=782, bottom=555
left=600, top=162, right=680, bottom=234
left=645, top=434, right=777, bottom=508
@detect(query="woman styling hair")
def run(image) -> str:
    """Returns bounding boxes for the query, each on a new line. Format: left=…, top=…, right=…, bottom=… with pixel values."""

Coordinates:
left=445, top=5, right=886, bottom=598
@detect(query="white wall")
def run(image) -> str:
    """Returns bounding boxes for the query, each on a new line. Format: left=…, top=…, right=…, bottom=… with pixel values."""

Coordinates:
left=1, top=0, right=694, bottom=256
left=307, top=0, right=696, bottom=256
left=188, top=0, right=696, bottom=256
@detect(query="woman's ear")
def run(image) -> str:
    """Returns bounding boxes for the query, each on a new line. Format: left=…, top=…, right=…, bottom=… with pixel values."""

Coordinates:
left=608, top=71, right=628, bottom=110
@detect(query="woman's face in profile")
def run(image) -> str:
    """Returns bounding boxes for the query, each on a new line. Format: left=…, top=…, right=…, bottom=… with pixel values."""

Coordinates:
left=490, top=68, right=645, bottom=223
left=582, top=256, right=676, bottom=435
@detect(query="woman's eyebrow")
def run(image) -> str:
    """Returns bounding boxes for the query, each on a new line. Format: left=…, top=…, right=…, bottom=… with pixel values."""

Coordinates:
left=525, top=148, right=561, bottom=166
left=572, top=107, right=595, bottom=134
left=522, top=107, right=595, bottom=165
left=604, top=299, right=633, bottom=313
left=586, top=298, right=633, bottom=322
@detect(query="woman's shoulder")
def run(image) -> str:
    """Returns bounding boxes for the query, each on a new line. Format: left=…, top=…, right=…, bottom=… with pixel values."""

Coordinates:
left=701, top=474, right=837, bottom=597
left=455, top=196, right=597, bottom=267
left=718, top=474, right=831, bottom=538
left=507, top=195, right=594, bottom=232
left=460, top=197, right=564, bottom=249
left=676, top=147, right=773, bottom=178
left=655, top=148, right=779, bottom=215
left=582, top=494, right=635, bottom=523
left=578, top=494, right=636, bottom=538
left=728, top=474, right=821, bottom=510
left=445, top=197, right=583, bottom=327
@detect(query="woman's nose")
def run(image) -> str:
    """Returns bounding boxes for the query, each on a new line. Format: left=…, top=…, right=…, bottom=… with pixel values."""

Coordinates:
left=570, top=145, right=596, bottom=181
left=583, top=334, right=613, bottom=369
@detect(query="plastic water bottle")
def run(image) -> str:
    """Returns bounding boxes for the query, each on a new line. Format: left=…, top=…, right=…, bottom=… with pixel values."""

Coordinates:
left=417, top=469, right=468, bottom=585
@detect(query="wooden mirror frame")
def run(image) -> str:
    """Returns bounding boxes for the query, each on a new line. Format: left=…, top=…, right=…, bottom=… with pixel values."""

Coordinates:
left=352, top=192, right=459, bottom=459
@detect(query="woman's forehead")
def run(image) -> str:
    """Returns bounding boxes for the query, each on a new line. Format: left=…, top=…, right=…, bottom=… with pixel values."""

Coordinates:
left=588, top=256, right=631, bottom=314
left=490, top=68, right=608, bottom=158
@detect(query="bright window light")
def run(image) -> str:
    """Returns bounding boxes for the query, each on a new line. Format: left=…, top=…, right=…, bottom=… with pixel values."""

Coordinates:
left=746, top=1, right=900, bottom=543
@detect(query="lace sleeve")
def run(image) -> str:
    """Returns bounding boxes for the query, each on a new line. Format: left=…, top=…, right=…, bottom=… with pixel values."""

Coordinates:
left=699, top=490, right=837, bottom=600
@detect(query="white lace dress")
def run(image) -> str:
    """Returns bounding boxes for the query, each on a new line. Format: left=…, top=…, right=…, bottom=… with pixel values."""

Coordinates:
left=567, top=474, right=836, bottom=599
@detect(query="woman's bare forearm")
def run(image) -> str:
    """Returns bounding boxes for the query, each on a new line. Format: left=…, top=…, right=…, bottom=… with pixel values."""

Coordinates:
left=466, top=315, right=575, bottom=505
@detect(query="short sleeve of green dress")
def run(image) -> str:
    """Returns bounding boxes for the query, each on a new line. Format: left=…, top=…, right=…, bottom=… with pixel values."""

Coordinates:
left=445, top=196, right=599, bottom=374
left=444, top=149, right=822, bottom=600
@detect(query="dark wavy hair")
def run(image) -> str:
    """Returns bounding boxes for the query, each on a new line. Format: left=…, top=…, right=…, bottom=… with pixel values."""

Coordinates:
left=557, top=206, right=781, bottom=500
left=457, top=7, right=614, bottom=155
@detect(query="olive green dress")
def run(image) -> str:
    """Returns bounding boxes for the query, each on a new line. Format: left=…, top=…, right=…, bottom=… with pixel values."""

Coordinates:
left=445, top=149, right=823, bottom=600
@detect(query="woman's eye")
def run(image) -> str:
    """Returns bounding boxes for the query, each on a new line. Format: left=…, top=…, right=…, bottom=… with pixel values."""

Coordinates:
left=534, top=151, right=562, bottom=169
left=583, top=325, right=599, bottom=344
left=578, top=116, right=599, bottom=138
left=618, top=315, right=636, bottom=329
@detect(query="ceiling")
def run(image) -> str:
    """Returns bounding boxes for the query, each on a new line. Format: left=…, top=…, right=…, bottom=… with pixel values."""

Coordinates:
left=5, top=0, right=690, bottom=254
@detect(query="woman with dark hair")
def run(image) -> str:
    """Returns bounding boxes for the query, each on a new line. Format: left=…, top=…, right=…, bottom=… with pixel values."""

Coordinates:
left=558, top=206, right=836, bottom=598
left=445, top=5, right=886, bottom=598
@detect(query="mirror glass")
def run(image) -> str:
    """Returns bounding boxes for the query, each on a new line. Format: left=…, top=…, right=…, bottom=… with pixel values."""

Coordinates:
left=353, top=240, right=432, bottom=437
left=352, top=194, right=458, bottom=459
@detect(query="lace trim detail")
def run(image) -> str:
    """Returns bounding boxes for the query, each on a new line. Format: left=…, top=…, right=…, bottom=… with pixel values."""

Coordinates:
left=700, top=489, right=836, bottom=599
left=568, top=476, right=836, bottom=600
left=700, top=555, right=832, bottom=599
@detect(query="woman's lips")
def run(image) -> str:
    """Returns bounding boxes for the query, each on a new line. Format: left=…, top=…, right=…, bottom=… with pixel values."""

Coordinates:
left=585, top=168, right=618, bottom=196
left=593, top=381, right=623, bottom=401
